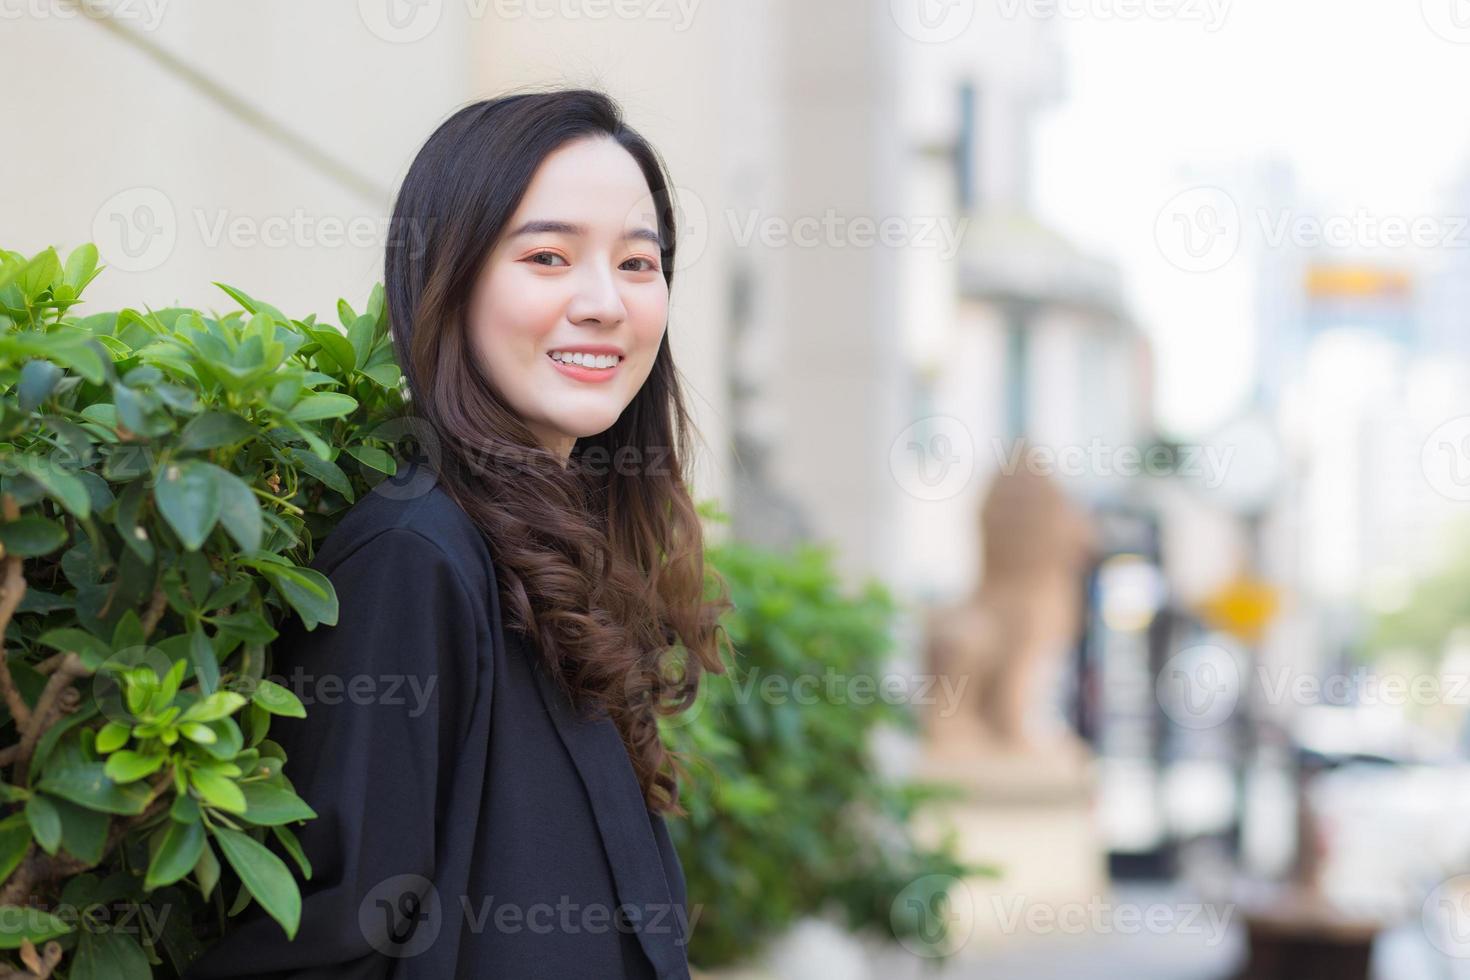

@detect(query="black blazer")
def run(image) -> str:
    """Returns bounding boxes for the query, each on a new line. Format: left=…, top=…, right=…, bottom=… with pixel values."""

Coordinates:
left=184, top=463, right=693, bottom=979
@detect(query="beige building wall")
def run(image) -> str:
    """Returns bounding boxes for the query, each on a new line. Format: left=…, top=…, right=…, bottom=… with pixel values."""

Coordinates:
left=3, top=3, right=467, bottom=322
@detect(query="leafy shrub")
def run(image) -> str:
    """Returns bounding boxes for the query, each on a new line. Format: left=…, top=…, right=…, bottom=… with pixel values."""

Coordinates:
left=0, top=243, right=408, bottom=977
left=667, top=532, right=983, bottom=968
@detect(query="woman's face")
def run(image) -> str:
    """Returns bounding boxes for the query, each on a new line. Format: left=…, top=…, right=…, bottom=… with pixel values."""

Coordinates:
left=467, top=135, right=669, bottom=461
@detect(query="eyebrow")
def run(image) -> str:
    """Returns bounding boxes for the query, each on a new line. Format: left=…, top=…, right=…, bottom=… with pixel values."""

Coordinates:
left=507, top=219, right=662, bottom=247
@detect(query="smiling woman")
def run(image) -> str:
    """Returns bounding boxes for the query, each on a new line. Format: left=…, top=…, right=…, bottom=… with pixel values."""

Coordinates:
left=183, top=88, right=733, bottom=980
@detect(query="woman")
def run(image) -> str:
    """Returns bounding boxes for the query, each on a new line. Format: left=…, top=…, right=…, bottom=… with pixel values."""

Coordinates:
left=185, top=88, right=732, bottom=979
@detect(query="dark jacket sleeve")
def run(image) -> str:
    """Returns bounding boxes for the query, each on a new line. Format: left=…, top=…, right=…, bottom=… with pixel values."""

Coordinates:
left=184, top=528, right=480, bottom=979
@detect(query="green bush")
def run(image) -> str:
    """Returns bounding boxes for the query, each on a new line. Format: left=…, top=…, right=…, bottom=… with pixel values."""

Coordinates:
left=668, top=531, right=984, bottom=969
left=0, top=243, right=407, bottom=977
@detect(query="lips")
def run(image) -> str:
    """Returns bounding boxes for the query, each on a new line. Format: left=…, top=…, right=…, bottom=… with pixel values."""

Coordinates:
left=547, top=351, right=622, bottom=383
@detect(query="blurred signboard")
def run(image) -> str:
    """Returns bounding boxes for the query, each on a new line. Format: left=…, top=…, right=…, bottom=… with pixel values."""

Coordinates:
left=1197, top=576, right=1279, bottom=644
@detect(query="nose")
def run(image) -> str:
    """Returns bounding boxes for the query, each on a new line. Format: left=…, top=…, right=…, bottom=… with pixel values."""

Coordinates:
left=566, top=263, right=627, bottom=328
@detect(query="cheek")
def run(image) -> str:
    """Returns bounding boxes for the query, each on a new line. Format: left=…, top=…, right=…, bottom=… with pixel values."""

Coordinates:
left=469, top=271, right=562, bottom=366
left=627, top=286, right=669, bottom=346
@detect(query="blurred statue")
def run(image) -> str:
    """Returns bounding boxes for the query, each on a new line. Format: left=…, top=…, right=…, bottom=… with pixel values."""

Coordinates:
left=921, top=460, right=1096, bottom=769
left=909, top=458, right=1108, bottom=934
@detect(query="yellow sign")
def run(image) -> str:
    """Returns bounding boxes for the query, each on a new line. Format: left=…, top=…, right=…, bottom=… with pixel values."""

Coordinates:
left=1305, top=265, right=1412, bottom=300
left=1198, top=577, right=1279, bottom=643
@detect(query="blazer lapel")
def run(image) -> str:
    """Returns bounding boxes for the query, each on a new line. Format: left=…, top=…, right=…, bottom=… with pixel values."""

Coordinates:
left=526, top=652, right=692, bottom=980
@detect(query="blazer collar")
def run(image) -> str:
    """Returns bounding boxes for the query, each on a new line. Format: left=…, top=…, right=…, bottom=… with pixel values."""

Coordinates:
left=526, top=655, right=693, bottom=980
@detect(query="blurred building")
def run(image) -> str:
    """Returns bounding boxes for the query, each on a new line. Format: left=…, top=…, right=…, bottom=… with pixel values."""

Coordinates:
left=895, top=5, right=1153, bottom=604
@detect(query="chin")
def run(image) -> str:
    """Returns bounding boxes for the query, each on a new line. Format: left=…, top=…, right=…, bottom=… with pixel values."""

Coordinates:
left=557, top=413, right=623, bottom=441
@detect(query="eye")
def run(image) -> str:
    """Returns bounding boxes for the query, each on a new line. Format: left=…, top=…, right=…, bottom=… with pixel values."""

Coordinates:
left=526, top=251, right=568, bottom=267
left=621, top=256, right=659, bottom=273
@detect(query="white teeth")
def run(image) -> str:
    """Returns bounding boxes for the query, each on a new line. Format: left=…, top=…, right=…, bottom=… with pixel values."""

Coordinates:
left=550, top=351, right=622, bottom=368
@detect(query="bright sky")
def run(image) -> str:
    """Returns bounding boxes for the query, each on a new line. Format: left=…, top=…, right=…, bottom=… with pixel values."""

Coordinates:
left=1032, top=0, right=1470, bottom=437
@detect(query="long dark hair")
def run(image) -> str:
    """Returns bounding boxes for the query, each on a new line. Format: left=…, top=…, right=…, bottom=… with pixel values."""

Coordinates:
left=383, top=88, right=732, bottom=815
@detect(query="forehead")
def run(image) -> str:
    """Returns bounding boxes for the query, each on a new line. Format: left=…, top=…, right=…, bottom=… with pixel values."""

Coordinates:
left=512, top=136, right=654, bottom=223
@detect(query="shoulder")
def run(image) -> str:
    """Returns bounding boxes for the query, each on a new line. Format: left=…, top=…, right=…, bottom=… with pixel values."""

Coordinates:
left=309, top=462, right=495, bottom=605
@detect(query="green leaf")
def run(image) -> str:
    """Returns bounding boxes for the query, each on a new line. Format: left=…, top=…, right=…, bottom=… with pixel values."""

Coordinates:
left=170, top=792, right=201, bottom=824
left=95, top=721, right=131, bottom=754
left=155, top=459, right=221, bottom=551
left=104, top=750, right=167, bottom=784
left=258, top=564, right=337, bottom=629
left=180, top=690, right=246, bottom=723
left=212, top=466, right=264, bottom=553
left=213, top=282, right=289, bottom=325
left=280, top=445, right=351, bottom=497
left=70, top=928, right=149, bottom=980
left=189, top=768, right=246, bottom=814
left=114, top=479, right=154, bottom=563
left=366, top=282, right=386, bottom=326
left=360, top=361, right=402, bottom=389
left=0, top=516, right=68, bottom=558
left=33, top=704, right=99, bottom=782
left=307, top=326, right=355, bottom=374
left=178, top=411, right=256, bottom=452
left=50, top=340, right=108, bottom=385
left=146, top=819, right=205, bottom=890
left=24, top=794, right=62, bottom=855
left=347, top=313, right=376, bottom=368
left=63, top=243, right=99, bottom=289
left=0, top=814, right=32, bottom=882
left=17, top=358, right=63, bottom=412
left=18, top=247, right=61, bottom=297
left=39, top=762, right=153, bottom=815
left=189, top=626, right=220, bottom=696
left=194, top=839, right=221, bottom=900
left=286, top=392, right=357, bottom=423
left=210, top=610, right=277, bottom=645
left=8, top=454, right=90, bottom=519
left=272, top=824, right=312, bottom=880
left=212, top=826, right=301, bottom=939
left=240, top=783, right=316, bottom=826
left=345, top=443, right=395, bottom=475
left=197, top=717, right=244, bottom=761
left=0, top=905, right=73, bottom=950
left=53, top=797, right=108, bottom=864
left=179, top=722, right=216, bottom=744
left=252, top=678, right=305, bottom=718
